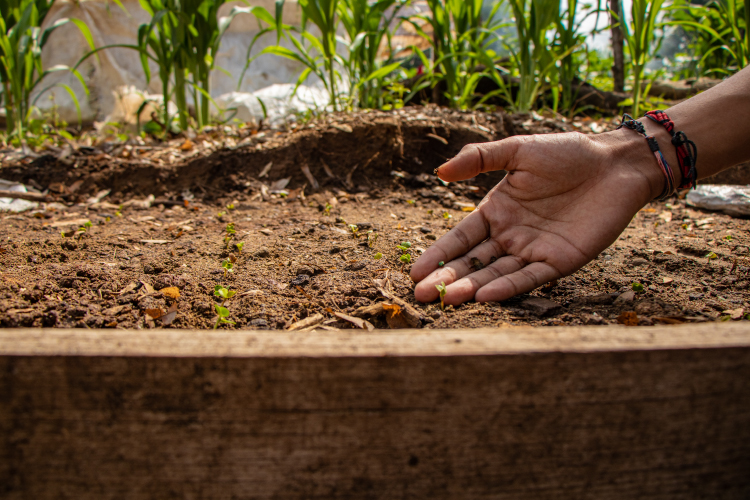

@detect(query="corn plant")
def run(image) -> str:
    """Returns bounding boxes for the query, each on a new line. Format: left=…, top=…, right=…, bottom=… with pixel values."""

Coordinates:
left=404, top=0, right=507, bottom=109
left=617, top=0, right=667, bottom=118
left=338, top=0, right=406, bottom=109
left=0, top=0, right=95, bottom=140
left=667, top=0, right=749, bottom=77
left=504, top=0, right=562, bottom=113
left=550, top=0, right=603, bottom=114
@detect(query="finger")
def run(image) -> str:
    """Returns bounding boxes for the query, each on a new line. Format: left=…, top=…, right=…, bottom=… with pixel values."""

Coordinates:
left=413, top=239, right=506, bottom=302
left=435, top=136, right=525, bottom=182
left=410, top=210, right=491, bottom=283
left=442, top=255, right=525, bottom=306
left=475, top=262, right=561, bottom=303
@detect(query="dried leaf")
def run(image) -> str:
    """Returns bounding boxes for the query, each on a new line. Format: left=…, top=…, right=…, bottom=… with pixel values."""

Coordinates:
left=259, top=161, right=273, bottom=178
left=145, top=308, right=164, bottom=320
left=160, top=286, right=180, bottom=300
left=180, top=139, right=194, bottom=151
left=288, top=313, right=325, bottom=331
left=334, top=312, right=375, bottom=331
left=139, top=239, right=171, bottom=244
left=617, top=311, right=638, bottom=326
left=140, top=281, right=155, bottom=294
left=659, top=211, right=673, bottom=223
left=118, top=282, right=138, bottom=295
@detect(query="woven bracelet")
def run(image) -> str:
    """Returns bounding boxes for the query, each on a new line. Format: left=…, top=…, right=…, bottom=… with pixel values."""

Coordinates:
left=645, top=110, right=698, bottom=190
left=617, top=114, right=676, bottom=201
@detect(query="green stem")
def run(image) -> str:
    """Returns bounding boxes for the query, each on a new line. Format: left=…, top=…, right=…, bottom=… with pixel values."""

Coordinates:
left=174, top=69, right=189, bottom=132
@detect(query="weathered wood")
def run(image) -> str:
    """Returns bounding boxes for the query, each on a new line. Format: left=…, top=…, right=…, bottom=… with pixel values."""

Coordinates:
left=0, top=189, right=47, bottom=202
left=2, top=324, right=750, bottom=499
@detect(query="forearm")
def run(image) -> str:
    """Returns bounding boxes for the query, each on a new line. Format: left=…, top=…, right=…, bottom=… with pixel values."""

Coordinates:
left=644, top=66, right=750, bottom=180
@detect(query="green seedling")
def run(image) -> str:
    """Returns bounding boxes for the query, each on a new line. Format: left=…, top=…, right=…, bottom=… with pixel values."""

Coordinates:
left=374, top=252, right=383, bottom=260
left=324, top=203, right=333, bottom=216
left=348, top=224, right=360, bottom=237
left=227, top=203, right=235, bottom=210
left=236, top=242, right=245, bottom=253
left=217, top=211, right=227, bottom=218
left=442, top=211, right=452, bottom=220
left=725, top=235, right=733, bottom=241
left=632, top=282, right=645, bottom=292
left=436, top=282, right=447, bottom=311
left=367, top=231, right=378, bottom=248
left=105, top=216, right=111, bottom=222
left=438, top=261, right=445, bottom=267
left=115, top=205, right=123, bottom=217
left=397, top=241, right=412, bottom=253
left=720, top=315, right=732, bottom=322
left=224, top=222, right=236, bottom=246
left=213, top=304, right=236, bottom=329
left=80, top=221, right=92, bottom=232
left=407, top=200, right=415, bottom=206
left=221, top=260, right=234, bottom=276
left=427, top=210, right=434, bottom=216
left=400, top=253, right=412, bottom=265
left=214, top=285, right=236, bottom=305
left=706, top=252, right=719, bottom=262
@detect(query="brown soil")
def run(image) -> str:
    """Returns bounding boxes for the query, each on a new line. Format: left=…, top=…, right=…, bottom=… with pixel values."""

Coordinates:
left=1, top=107, right=749, bottom=330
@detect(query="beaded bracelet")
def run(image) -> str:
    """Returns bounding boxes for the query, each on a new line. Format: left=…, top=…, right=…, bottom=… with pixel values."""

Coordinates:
left=645, top=110, right=698, bottom=190
left=617, top=113, right=676, bottom=201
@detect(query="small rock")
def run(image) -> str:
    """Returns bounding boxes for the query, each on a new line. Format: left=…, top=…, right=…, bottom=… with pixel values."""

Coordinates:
left=430, top=310, right=443, bottom=319
left=734, top=246, right=748, bottom=255
left=614, top=291, right=636, bottom=304
left=250, top=318, right=269, bottom=329
left=723, top=307, right=745, bottom=320
left=583, top=293, right=618, bottom=305
left=61, top=240, right=78, bottom=251
left=689, top=293, right=705, bottom=301
left=295, top=266, right=315, bottom=277
left=520, top=297, right=562, bottom=317
left=356, top=222, right=374, bottom=230
left=426, top=234, right=437, bottom=240
left=143, top=262, right=164, bottom=275
left=254, top=247, right=270, bottom=258
left=345, top=261, right=366, bottom=271
left=420, top=227, right=432, bottom=234
left=631, top=258, right=649, bottom=267
left=329, top=246, right=341, bottom=254
left=584, top=313, right=605, bottom=325
left=259, top=229, right=273, bottom=236
left=290, top=275, right=310, bottom=287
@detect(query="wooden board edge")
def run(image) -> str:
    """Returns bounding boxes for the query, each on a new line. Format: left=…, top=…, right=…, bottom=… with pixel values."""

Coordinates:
left=0, top=323, right=748, bottom=358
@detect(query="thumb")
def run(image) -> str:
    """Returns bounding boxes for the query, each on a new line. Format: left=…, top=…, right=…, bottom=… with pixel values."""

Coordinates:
left=436, top=137, right=522, bottom=182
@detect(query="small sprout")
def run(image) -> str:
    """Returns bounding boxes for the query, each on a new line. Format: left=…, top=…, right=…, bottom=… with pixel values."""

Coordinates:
left=348, top=224, right=359, bottom=237
left=400, top=253, right=412, bottom=264
left=725, top=235, right=733, bottom=241
left=213, top=304, right=236, bottom=329
left=720, top=315, right=732, bottom=322
left=374, top=252, right=383, bottom=260
left=407, top=200, right=415, bottom=205
left=396, top=241, right=412, bottom=253
left=105, top=216, right=111, bottom=222
left=436, top=282, right=447, bottom=310
left=225, top=223, right=236, bottom=235
left=221, top=260, right=234, bottom=276
left=427, top=209, right=434, bottom=215
left=214, top=285, right=236, bottom=304
left=324, top=202, right=333, bottom=216
left=217, top=211, right=226, bottom=218
left=442, top=211, right=452, bottom=220
left=226, top=203, right=235, bottom=210
left=632, top=282, right=645, bottom=292
left=706, top=252, right=718, bottom=261
left=80, top=221, right=92, bottom=232
left=438, top=261, right=445, bottom=267
left=236, top=242, right=245, bottom=253
left=115, top=204, right=123, bottom=217
left=367, top=232, right=378, bottom=248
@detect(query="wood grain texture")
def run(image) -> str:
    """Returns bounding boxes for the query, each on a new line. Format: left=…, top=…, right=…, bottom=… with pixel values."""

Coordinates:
left=1, top=325, right=750, bottom=499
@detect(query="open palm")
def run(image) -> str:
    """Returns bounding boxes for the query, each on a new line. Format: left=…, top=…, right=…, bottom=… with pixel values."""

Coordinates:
left=411, top=131, right=661, bottom=305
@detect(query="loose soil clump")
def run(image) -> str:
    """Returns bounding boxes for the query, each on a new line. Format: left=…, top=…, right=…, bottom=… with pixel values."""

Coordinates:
left=1, top=107, right=748, bottom=330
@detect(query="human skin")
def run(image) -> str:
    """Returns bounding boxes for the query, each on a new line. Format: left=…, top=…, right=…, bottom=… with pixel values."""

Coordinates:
left=411, top=65, right=750, bottom=306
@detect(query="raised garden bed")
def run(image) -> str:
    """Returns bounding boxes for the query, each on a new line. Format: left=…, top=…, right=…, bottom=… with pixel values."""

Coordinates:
left=1, top=324, right=750, bottom=498
left=2, top=107, right=750, bottom=330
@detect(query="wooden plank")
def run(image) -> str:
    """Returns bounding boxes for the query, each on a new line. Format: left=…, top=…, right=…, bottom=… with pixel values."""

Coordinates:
left=1, top=325, right=750, bottom=499
left=2, top=323, right=750, bottom=358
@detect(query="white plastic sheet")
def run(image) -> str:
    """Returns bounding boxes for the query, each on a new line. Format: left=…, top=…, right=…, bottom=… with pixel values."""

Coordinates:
left=0, top=180, right=38, bottom=213
left=686, top=185, right=750, bottom=217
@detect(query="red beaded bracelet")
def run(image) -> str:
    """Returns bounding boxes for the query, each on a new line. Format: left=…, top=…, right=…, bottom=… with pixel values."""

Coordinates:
left=645, top=110, right=698, bottom=190
left=617, top=114, right=676, bottom=201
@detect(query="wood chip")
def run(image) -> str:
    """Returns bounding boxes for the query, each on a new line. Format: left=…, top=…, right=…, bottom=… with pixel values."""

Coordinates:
left=300, top=164, right=320, bottom=190
left=287, top=313, right=325, bottom=331
left=426, top=133, right=448, bottom=145
left=258, top=161, right=273, bottom=178
left=139, top=240, right=171, bottom=244
left=333, top=312, right=374, bottom=331
left=376, top=287, right=423, bottom=327
left=332, top=123, right=353, bottom=133
left=47, top=218, right=91, bottom=228
left=617, top=311, right=638, bottom=326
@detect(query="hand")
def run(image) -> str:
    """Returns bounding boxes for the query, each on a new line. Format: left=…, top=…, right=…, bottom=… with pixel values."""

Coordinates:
left=411, top=129, right=666, bottom=306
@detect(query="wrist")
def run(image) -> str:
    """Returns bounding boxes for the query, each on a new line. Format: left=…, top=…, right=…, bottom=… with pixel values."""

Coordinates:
left=598, top=120, right=683, bottom=203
